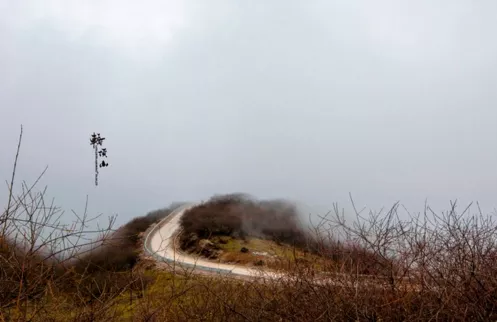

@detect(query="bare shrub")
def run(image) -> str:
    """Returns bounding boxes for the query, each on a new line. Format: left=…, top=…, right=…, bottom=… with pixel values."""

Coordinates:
left=73, top=206, right=176, bottom=274
left=179, top=195, right=311, bottom=250
left=0, top=126, right=116, bottom=320
left=311, top=197, right=497, bottom=320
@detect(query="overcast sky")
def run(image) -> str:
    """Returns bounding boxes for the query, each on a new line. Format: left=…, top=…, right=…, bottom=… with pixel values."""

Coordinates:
left=1, top=1, right=497, bottom=226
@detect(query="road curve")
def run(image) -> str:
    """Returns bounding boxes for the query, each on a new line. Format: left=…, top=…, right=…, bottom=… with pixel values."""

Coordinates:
left=143, top=203, right=284, bottom=279
left=143, top=204, right=407, bottom=290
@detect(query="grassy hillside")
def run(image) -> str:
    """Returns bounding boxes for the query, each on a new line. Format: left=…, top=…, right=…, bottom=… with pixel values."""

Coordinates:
left=178, top=195, right=393, bottom=275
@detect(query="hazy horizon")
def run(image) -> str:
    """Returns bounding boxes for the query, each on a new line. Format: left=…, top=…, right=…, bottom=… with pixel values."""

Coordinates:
left=2, top=1, right=497, bottom=227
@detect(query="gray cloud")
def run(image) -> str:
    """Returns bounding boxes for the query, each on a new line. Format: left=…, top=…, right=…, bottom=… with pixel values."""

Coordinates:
left=1, top=1, right=497, bottom=226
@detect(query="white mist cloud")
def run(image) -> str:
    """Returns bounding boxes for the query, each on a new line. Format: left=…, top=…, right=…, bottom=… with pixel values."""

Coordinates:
left=1, top=0, right=497, bottom=225
left=1, top=0, right=188, bottom=58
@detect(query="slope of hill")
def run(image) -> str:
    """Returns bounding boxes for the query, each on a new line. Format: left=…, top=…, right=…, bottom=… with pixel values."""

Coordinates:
left=175, top=196, right=324, bottom=273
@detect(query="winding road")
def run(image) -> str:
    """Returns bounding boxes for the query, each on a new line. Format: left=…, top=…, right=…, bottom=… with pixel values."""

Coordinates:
left=143, top=203, right=284, bottom=279
left=143, top=203, right=409, bottom=291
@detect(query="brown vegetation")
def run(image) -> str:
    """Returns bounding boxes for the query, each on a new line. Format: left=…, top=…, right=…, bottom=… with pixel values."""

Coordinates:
left=178, top=194, right=394, bottom=276
left=179, top=194, right=310, bottom=250
left=2, top=127, right=497, bottom=321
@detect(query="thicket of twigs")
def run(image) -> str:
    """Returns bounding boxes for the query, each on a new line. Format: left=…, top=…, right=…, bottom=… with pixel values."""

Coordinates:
left=2, top=127, right=497, bottom=321
left=0, top=127, right=175, bottom=321
left=175, top=197, right=497, bottom=321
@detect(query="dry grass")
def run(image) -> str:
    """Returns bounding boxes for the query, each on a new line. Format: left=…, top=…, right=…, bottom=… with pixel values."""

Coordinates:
left=202, top=235, right=329, bottom=272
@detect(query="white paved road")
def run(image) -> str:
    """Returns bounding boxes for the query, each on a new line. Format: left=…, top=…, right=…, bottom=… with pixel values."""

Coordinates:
left=144, top=204, right=399, bottom=290
left=145, top=203, right=285, bottom=279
